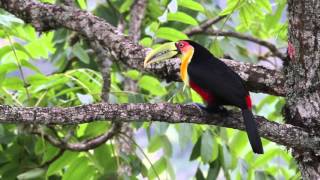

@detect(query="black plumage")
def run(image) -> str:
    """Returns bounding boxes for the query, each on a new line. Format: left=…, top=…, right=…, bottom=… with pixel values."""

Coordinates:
left=185, top=40, right=264, bottom=154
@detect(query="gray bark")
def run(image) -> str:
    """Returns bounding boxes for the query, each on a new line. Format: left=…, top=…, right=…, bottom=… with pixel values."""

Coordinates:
left=286, top=0, right=320, bottom=179
left=0, top=103, right=318, bottom=152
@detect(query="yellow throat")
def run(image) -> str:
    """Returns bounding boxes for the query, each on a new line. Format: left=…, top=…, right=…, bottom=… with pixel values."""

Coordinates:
left=180, top=48, right=194, bottom=86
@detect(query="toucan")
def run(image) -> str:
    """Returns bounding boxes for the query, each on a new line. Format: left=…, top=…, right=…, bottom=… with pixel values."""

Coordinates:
left=144, top=40, right=264, bottom=154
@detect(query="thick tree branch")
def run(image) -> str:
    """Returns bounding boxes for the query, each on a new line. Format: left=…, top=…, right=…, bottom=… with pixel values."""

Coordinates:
left=0, top=103, right=318, bottom=152
left=0, top=0, right=285, bottom=96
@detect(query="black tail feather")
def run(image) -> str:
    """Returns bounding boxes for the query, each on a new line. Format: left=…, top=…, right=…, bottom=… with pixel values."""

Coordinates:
left=241, top=109, right=264, bottom=154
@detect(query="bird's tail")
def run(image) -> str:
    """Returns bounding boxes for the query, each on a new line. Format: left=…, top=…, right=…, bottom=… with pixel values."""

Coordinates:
left=241, top=109, right=264, bottom=154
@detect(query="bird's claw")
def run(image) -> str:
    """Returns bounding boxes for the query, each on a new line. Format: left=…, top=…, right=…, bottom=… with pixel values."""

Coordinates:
left=188, top=103, right=207, bottom=112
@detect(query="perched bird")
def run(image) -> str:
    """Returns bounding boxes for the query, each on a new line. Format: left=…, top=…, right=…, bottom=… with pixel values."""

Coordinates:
left=144, top=40, right=264, bottom=154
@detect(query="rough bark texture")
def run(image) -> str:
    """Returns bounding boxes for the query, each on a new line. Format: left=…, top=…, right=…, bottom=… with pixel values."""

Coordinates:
left=0, top=0, right=284, bottom=96
left=0, top=103, right=319, bottom=152
left=286, top=0, right=320, bottom=179
left=128, top=0, right=147, bottom=43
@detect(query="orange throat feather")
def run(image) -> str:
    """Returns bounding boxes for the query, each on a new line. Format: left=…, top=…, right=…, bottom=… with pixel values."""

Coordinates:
left=180, top=48, right=194, bottom=86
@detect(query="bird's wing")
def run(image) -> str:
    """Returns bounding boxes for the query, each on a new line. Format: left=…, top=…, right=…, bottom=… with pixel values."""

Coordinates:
left=188, top=58, right=248, bottom=107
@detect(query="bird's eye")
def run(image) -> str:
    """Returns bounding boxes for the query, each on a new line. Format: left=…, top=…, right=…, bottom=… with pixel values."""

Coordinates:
left=178, top=42, right=184, bottom=48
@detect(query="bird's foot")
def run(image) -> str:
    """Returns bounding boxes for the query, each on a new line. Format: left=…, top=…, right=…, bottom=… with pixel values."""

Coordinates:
left=207, top=106, right=229, bottom=117
left=189, top=103, right=207, bottom=111
left=188, top=103, right=229, bottom=117
left=216, top=106, right=229, bottom=117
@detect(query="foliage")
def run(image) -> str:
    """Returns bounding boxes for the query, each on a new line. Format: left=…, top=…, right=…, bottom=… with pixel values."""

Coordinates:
left=0, top=0, right=297, bottom=180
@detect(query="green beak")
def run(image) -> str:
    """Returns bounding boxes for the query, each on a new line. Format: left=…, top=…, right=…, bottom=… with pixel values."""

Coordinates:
left=144, top=42, right=178, bottom=68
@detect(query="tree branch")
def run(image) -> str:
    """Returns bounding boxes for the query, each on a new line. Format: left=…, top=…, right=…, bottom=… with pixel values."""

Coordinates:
left=0, top=0, right=285, bottom=96
left=0, top=103, right=319, bottom=152
left=202, top=29, right=287, bottom=60
left=32, top=122, right=121, bottom=151
left=128, top=0, right=147, bottom=42
left=184, top=16, right=227, bottom=36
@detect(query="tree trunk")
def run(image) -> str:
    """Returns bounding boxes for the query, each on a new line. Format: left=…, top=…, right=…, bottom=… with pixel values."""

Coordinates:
left=286, top=0, right=320, bottom=179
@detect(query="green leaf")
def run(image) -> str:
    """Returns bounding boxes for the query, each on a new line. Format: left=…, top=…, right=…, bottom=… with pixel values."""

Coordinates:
left=195, top=168, right=205, bottom=180
left=76, top=0, right=87, bottom=9
left=201, top=130, right=218, bottom=163
left=83, top=121, right=110, bottom=138
left=161, top=135, right=173, bottom=157
left=123, top=70, right=141, bottom=80
left=148, top=135, right=172, bottom=156
left=156, top=27, right=188, bottom=42
left=207, top=160, right=220, bottom=180
left=12, top=43, right=33, bottom=59
left=177, top=123, right=193, bottom=149
left=264, top=1, right=286, bottom=30
left=221, top=144, right=237, bottom=170
left=178, top=0, right=205, bottom=13
left=148, top=157, right=167, bottom=179
left=93, top=144, right=117, bottom=174
left=252, top=149, right=282, bottom=168
left=20, top=59, right=41, bottom=73
left=62, top=156, right=95, bottom=180
left=138, top=75, right=167, bottom=96
left=73, top=43, right=90, bottom=64
left=148, top=135, right=162, bottom=153
left=257, top=0, right=272, bottom=13
left=229, top=131, right=247, bottom=155
left=2, top=77, right=24, bottom=90
left=167, top=12, right=198, bottom=25
left=47, top=151, right=79, bottom=176
left=17, top=168, right=45, bottom=180
left=239, top=6, right=250, bottom=26
left=0, top=12, right=24, bottom=28
left=190, top=136, right=201, bottom=161
left=209, top=40, right=224, bottom=58
left=120, top=0, right=134, bottom=13
left=219, top=0, right=243, bottom=16
left=139, top=37, right=153, bottom=47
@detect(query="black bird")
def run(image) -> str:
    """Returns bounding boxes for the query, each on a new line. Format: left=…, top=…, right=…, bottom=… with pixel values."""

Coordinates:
left=144, top=40, right=264, bottom=154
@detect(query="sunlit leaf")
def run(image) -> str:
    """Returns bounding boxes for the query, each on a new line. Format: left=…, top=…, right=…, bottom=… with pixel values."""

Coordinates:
left=156, top=27, right=188, bottom=41
left=72, top=43, right=90, bottom=64
left=167, top=12, right=198, bottom=25
left=178, top=0, right=205, bottom=13
left=17, top=168, right=45, bottom=180
left=47, top=151, right=79, bottom=176
left=138, top=75, right=167, bottom=96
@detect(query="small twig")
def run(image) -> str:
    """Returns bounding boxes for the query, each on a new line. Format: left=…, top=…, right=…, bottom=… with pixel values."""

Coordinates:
left=184, top=16, right=227, bottom=36
left=5, top=33, right=31, bottom=101
left=203, top=29, right=286, bottom=60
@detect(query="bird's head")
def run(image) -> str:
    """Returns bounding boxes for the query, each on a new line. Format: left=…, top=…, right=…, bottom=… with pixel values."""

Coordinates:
left=143, top=40, right=194, bottom=67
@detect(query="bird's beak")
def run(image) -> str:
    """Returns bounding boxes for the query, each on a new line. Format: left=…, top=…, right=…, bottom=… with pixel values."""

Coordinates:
left=144, top=42, right=179, bottom=68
